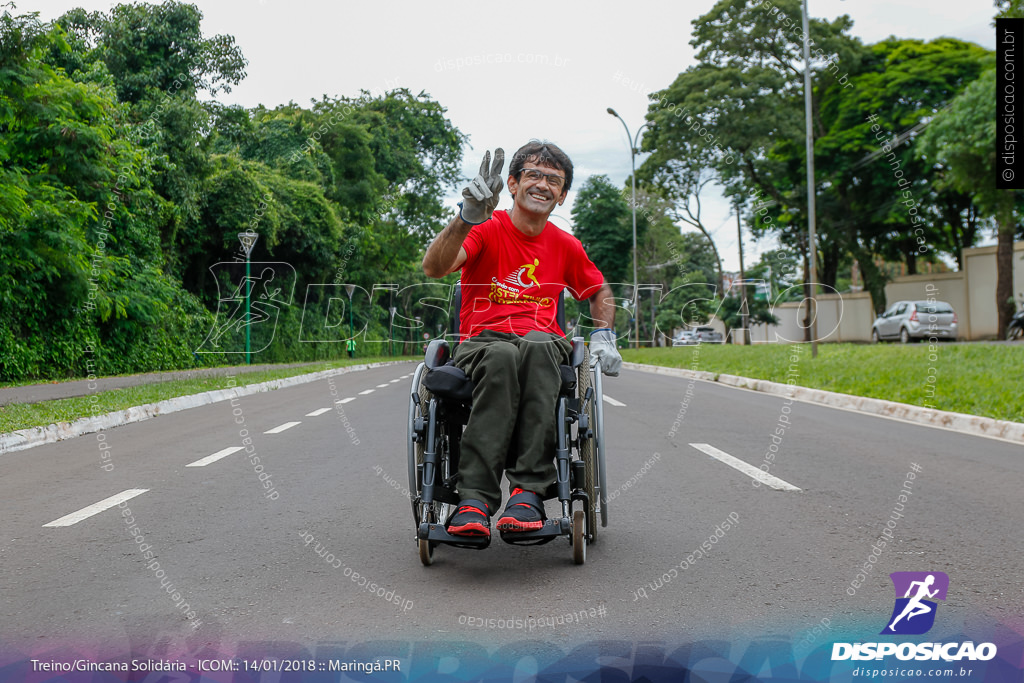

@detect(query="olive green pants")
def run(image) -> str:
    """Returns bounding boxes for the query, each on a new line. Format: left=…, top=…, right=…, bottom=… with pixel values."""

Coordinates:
left=452, top=330, right=572, bottom=514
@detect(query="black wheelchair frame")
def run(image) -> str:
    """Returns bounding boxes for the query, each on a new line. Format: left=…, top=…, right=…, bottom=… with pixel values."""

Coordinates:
left=406, top=286, right=608, bottom=565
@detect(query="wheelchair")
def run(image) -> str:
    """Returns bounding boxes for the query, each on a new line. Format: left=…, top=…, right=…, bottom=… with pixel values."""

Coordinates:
left=406, top=288, right=608, bottom=565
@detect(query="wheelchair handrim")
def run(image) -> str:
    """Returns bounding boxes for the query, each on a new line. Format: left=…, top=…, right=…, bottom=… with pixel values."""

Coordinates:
left=408, top=362, right=427, bottom=501
left=594, top=365, right=608, bottom=528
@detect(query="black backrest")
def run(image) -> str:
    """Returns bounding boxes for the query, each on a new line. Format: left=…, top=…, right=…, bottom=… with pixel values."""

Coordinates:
left=451, top=282, right=566, bottom=341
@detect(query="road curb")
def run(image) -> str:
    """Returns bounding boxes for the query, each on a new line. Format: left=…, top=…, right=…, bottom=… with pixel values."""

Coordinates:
left=0, top=361, right=414, bottom=455
left=622, top=361, right=1024, bottom=444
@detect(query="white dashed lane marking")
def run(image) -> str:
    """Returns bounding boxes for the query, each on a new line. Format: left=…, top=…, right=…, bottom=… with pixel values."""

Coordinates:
left=186, top=446, right=243, bottom=467
left=336, top=398, right=356, bottom=404
left=43, top=489, right=150, bottom=528
left=305, top=408, right=332, bottom=416
left=689, top=443, right=801, bottom=492
left=602, top=395, right=626, bottom=407
left=265, top=421, right=301, bottom=434
left=359, top=389, right=375, bottom=395
left=376, top=384, right=390, bottom=388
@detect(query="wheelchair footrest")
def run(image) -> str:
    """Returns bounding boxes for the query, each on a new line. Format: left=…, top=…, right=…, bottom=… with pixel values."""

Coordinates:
left=499, top=518, right=569, bottom=546
left=418, top=522, right=490, bottom=550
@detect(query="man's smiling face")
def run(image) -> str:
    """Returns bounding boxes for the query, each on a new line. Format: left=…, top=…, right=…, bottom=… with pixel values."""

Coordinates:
left=507, top=163, right=568, bottom=216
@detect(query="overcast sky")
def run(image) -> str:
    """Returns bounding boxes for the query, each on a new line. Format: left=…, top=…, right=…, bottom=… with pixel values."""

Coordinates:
left=33, top=0, right=997, bottom=271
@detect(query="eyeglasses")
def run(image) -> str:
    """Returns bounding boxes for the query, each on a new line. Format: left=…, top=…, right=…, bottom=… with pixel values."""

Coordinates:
left=518, top=168, right=566, bottom=190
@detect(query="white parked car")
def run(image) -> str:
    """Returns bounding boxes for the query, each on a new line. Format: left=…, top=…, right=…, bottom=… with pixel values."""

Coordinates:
left=673, top=330, right=698, bottom=346
left=872, top=300, right=958, bottom=343
left=674, top=326, right=723, bottom=344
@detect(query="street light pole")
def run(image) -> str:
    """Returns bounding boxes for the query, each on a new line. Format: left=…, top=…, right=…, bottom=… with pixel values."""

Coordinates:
left=238, top=231, right=259, bottom=365
left=607, top=108, right=650, bottom=349
left=345, top=284, right=355, bottom=358
left=246, top=253, right=251, bottom=364
left=736, top=201, right=749, bottom=345
left=801, top=0, right=819, bottom=357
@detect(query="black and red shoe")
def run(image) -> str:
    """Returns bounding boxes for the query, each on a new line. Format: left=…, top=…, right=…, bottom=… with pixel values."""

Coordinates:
left=446, top=500, right=491, bottom=538
left=496, top=488, right=546, bottom=532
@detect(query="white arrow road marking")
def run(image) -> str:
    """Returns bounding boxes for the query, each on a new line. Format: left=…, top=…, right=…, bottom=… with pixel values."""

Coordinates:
left=265, top=421, right=301, bottom=434
left=44, top=489, right=150, bottom=527
left=689, top=443, right=801, bottom=492
left=187, top=446, right=243, bottom=467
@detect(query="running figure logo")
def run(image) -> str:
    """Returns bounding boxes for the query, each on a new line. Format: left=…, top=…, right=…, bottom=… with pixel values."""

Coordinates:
left=881, top=571, right=949, bottom=635
left=503, top=259, right=541, bottom=290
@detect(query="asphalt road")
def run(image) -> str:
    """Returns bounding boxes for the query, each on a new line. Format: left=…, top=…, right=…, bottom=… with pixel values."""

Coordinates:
left=1, top=361, right=1021, bottom=663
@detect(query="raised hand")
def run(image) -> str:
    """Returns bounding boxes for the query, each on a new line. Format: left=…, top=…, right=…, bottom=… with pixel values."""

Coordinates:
left=459, top=148, right=504, bottom=225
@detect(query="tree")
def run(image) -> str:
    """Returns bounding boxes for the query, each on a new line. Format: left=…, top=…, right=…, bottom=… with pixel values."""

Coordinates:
left=654, top=230, right=721, bottom=341
left=746, top=249, right=803, bottom=302
left=58, top=1, right=247, bottom=105
left=995, top=0, right=1024, bottom=18
left=917, top=68, right=1019, bottom=336
left=570, top=175, right=633, bottom=288
left=0, top=7, right=214, bottom=379
left=717, top=294, right=779, bottom=339
left=640, top=0, right=864, bottom=333
left=642, top=0, right=989, bottom=316
left=809, top=37, right=990, bottom=311
left=53, top=1, right=249, bottom=281
left=2, top=3, right=471, bottom=378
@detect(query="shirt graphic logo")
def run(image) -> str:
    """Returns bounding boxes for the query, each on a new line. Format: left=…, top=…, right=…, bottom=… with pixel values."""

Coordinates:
left=881, top=572, right=949, bottom=635
left=503, top=259, right=541, bottom=289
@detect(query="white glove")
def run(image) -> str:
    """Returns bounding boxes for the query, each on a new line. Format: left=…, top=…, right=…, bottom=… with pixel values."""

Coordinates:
left=590, top=328, right=621, bottom=377
left=459, top=148, right=504, bottom=225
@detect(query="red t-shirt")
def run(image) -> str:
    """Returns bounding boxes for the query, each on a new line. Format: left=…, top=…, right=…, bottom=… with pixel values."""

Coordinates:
left=459, top=210, right=605, bottom=338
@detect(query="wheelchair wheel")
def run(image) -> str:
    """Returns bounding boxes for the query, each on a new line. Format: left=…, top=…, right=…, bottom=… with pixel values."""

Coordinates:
left=593, top=363, right=608, bottom=528
left=572, top=509, right=586, bottom=564
left=578, top=347, right=599, bottom=543
left=408, top=364, right=453, bottom=566
left=407, top=364, right=427, bottom=507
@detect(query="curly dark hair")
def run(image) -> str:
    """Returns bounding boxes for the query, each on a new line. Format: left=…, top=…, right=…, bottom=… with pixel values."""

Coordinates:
left=508, top=140, right=573, bottom=193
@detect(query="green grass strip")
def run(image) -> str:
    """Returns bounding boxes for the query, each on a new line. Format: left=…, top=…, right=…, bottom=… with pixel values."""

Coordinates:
left=0, top=356, right=416, bottom=434
left=622, top=343, right=1023, bottom=424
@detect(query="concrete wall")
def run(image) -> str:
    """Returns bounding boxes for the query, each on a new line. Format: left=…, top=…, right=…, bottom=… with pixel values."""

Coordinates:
left=747, top=292, right=874, bottom=343
left=712, top=241, right=1024, bottom=343
left=886, top=241, right=1024, bottom=340
left=963, top=243, right=1024, bottom=339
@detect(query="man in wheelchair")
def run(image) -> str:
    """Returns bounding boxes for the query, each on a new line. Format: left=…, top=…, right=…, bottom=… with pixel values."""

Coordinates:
left=421, top=141, right=621, bottom=542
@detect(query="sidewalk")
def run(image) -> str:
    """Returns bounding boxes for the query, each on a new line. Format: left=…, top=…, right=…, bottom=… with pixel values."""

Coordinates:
left=0, top=362, right=322, bottom=407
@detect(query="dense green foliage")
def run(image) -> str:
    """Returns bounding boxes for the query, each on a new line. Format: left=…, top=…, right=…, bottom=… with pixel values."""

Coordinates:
left=570, top=175, right=634, bottom=289
left=639, top=0, right=1002, bottom=318
left=917, top=68, right=1019, bottom=332
left=0, top=4, right=464, bottom=382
